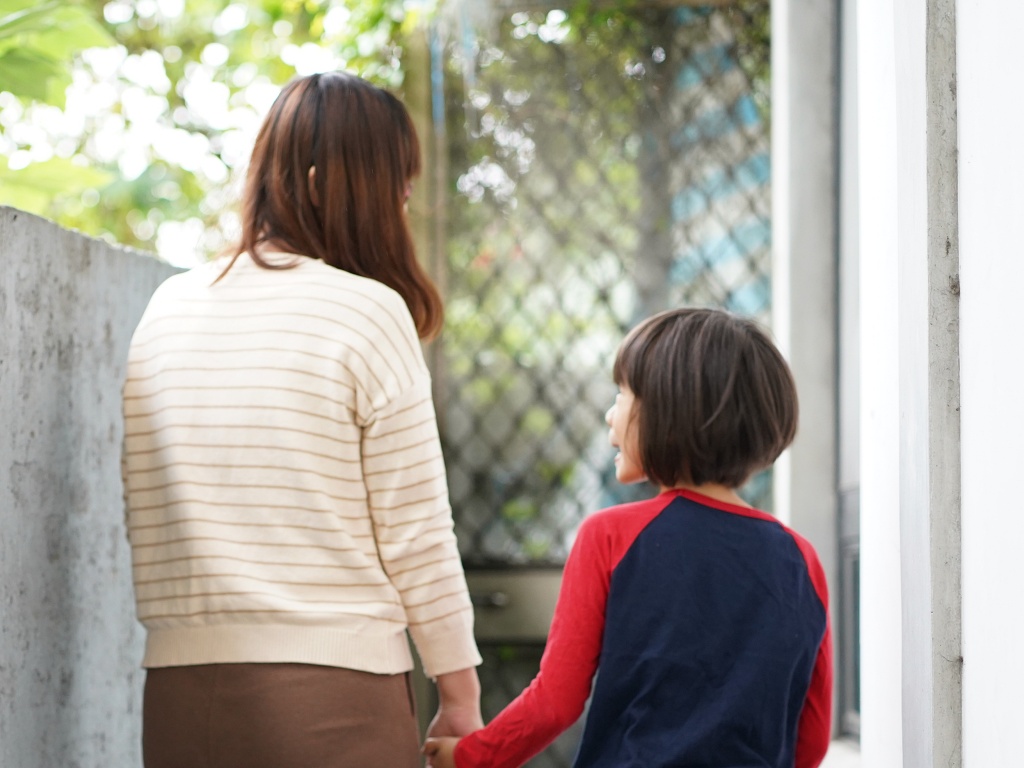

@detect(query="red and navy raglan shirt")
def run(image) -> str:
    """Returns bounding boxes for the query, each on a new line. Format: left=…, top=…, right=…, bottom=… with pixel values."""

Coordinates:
left=455, top=489, right=833, bottom=768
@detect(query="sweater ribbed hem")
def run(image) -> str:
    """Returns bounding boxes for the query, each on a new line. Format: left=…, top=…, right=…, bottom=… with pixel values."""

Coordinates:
left=410, top=615, right=484, bottom=678
left=142, top=625, right=414, bottom=675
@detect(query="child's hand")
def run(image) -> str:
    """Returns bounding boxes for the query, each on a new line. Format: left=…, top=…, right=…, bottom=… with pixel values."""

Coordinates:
left=423, top=736, right=459, bottom=768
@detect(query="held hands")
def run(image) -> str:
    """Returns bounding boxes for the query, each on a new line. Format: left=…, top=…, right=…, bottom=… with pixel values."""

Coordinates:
left=425, top=702, right=483, bottom=740
left=423, top=667, right=483, bottom=768
left=428, top=667, right=483, bottom=737
left=423, top=736, right=459, bottom=768
left=423, top=701, right=479, bottom=768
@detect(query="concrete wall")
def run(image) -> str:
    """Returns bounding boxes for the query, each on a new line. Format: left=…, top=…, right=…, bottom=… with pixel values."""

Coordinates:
left=860, top=0, right=966, bottom=761
left=0, top=207, right=176, bottom=768
left=956, top=2, right=1024, bottom=764
left=892, top=1, right=963, bottom=765
left=856, top=0, right=1024, bottom=763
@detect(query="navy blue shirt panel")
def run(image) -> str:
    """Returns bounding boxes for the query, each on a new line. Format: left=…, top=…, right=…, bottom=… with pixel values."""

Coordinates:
left=573, top=496, right=827, bottom=768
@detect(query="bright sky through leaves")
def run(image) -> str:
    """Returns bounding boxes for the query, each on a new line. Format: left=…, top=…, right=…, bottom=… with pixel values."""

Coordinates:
left=0, top=0, right=431, bottom=266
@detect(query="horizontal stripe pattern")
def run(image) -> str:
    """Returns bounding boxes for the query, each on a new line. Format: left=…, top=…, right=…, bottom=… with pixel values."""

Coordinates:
left=123, top=253, right=480, bottom=677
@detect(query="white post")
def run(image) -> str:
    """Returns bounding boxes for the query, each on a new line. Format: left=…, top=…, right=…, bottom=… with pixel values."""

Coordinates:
left=856, top=0, right=964, bottom=764
left=860, top=0, right=963, bottom=763
left=770, top=0, right=839, bottom=692
left=956, top=1, right=1024, bottom=764
left=856, top=0, right=904, bottom=763
left=893, top=0, right=962, bottom=764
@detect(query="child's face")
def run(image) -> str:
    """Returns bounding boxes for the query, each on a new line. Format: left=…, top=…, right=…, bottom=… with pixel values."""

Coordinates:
left=606, top=387, right=646, bottom=484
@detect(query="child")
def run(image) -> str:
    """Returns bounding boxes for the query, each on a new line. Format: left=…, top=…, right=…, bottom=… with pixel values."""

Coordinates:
left=424, top=308, right=832, bottom=768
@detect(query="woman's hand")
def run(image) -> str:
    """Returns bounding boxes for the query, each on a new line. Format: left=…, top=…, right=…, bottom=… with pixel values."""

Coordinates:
left=427, top=667, right=483, bottom=738
left=423, top=736, right=459, bottom=768
left=425, top=704, right=483, bottom=739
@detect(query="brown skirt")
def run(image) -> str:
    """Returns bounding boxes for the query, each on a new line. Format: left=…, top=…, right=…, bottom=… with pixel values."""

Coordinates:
left=143, top=663, right=420, bottom=768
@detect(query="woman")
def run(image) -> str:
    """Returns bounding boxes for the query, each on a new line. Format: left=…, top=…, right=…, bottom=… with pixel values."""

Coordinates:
left=122, top=72, right=482, bottom=767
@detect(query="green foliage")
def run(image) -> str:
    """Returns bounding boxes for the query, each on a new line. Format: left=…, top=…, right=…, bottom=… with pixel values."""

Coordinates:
left=0, top=0, right=114, bottom=106
left=0, top=0, right=425, bottom=258
left=729, top=0, right=771, bottom=123
left=500, top=498, right=537, bottom=523
left=0, top=1, right=117, bottom=209
left=0, top=156, right=112, bottom=214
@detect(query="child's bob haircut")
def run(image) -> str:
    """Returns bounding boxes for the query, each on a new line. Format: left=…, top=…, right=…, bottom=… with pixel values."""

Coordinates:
left=612, top=308, right=798, bottom=489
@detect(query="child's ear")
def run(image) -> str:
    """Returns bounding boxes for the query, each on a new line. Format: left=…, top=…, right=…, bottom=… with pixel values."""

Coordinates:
left=307, top=166, right=320, bottom=208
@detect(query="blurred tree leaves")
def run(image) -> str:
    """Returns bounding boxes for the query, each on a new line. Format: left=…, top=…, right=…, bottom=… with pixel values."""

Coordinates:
left=0, top=155, right=112, bottom=212
left=0, top=1, right=117, bottom=211
left=0, top=0, right=423, bottom=259
left=0, top=1, right=113, bottom=106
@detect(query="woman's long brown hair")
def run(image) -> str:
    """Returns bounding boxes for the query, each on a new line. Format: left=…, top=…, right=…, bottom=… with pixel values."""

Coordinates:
left=221, top=71, right=443, bottom=340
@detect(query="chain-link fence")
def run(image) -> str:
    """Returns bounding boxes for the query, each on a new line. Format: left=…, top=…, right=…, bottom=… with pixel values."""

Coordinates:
left=433, top=3, right=771, bottom=763
left=436, top=0, right=772, bottom=569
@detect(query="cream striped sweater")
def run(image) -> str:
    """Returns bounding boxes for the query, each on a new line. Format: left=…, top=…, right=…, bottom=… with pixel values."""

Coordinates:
left=122, top=252, right=481, bottom=677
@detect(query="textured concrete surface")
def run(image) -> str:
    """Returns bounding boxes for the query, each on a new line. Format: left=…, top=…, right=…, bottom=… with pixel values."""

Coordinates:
left=0, top=207, right=177, bottom=768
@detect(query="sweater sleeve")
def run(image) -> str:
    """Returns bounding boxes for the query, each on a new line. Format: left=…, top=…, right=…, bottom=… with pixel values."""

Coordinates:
left=362, top=377, right=481, bottom=678
left=454, top=515, right=611, bottom=768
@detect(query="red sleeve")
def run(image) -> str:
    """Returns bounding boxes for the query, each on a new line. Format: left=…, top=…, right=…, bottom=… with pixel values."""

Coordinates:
left=790, top=531, right=834, bottom=768
left=454, top=515, right=612, bottom=768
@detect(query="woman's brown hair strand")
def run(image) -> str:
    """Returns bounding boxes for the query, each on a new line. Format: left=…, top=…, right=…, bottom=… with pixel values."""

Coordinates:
left=221, top=72, right=443, bottom=340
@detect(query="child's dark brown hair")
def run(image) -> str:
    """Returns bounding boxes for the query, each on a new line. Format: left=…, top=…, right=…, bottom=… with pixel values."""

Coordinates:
left=612, top=308, right=798, bottom=489
left=222, top=71, right=443, bottom=339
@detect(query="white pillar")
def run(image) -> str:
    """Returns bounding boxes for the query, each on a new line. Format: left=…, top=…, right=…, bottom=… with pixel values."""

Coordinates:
left=894, top=0, right=962, bottom=764
left=859, top=0, right=962, bottom=765
left=956, top=1, right=1024, bottom=764
left=856, top=0, right=904, bottom=763
left=770, top=0, right=839, bottom=654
